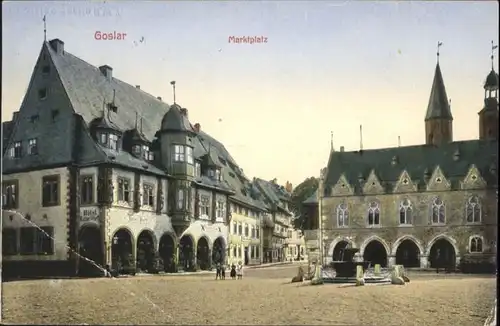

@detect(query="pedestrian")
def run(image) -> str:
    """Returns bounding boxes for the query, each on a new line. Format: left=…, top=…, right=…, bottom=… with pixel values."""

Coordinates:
left=221, top=263, right=226, bottom=280
left=236, top=261, right=243, bottom=280
left=230, top=264, right=237, bottom=279
left=215, top=262, right=221, bottom=280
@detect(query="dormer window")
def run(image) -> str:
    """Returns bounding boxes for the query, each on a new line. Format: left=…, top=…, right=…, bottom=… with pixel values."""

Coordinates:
left=147, top=151, right=154, bottom=161
left=208, top=169, right=215, bottom=178
left=133, top=145, right=141, bottom=156
left=109, top=134, right=119, bottom=150
left=99, top=133, right=108, bottom=145
left=215, top=168, right=221, bottom=181
left=141, top=145, right=150, bottom=160
left=195, top=162, right=201, bottom=177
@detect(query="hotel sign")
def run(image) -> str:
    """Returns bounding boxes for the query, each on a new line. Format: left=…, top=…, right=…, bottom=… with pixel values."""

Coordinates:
left=80, top=207, right=100, bottom=223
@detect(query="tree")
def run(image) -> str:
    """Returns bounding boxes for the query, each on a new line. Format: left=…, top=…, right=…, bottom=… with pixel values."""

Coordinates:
left=290, top=177, right=319, bottom=231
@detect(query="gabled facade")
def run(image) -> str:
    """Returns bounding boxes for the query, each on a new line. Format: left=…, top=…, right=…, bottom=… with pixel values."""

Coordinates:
left=1, top=39, right=299, bottom=277
left=303, top=48, right=498, bottom=272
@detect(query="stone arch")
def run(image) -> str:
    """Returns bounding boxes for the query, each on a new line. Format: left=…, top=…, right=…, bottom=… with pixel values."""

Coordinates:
left=136, top=229, right=157, bottom=273
left=327, top=236, right=357, bottom=260
left=212, top=236, right=226, bottom=265
left=196, top=236, right=211, bottom=270
left=159, top=232, right=177, bottom=272
left=78, top=225, right=103, bottom=276
left=179, top=233, right=195, bottom=271
left=392, top=235, right=423, bottom=268
left=111, top=227, right=135, bottom=274
left=426, top=234, right=459, bottom=269
left=136, top=228, right=158, bottom=248
left=359, top=235, right=390, bottom=267
left=391, top=235, right=424, bottom=256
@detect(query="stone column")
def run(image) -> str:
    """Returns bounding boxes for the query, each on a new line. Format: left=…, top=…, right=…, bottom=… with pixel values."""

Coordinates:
left=388, top=256, right=396, bottom=267
left=419, top=255, right=429, bottom=269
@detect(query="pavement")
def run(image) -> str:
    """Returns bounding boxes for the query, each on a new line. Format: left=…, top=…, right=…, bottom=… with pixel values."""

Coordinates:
left=484, top=299, right=497, bottom=326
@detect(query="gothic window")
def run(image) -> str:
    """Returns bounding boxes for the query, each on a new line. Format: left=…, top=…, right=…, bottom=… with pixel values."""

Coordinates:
left=142, top=184, right=155, bottom=207
left=469, top=236, right=483, bottom=253
left=466, top=196, right=481, bottom=223
left=367, top=201, right=380, bottom=226
left=336, top=203, right=349, bottom=227
left=399, top=198, right=412, bottom=225
left=199, top=195, right=210, bottom=217
left=431, top=197, right=445, bottom=224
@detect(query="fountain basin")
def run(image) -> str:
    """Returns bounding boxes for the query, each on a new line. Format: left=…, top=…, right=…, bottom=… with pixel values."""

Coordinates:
left=331, top=261, right=371, bottom=278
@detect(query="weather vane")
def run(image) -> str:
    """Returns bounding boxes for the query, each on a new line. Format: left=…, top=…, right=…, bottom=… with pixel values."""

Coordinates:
left=437, top=41, right=443, bottom=63
left=491, top=40, right=498, bottom=69
left=170, top=81, right=176, bottom=104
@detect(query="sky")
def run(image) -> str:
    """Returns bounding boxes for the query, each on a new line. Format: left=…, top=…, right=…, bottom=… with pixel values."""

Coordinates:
left=2, top=1, right=499, bottom=187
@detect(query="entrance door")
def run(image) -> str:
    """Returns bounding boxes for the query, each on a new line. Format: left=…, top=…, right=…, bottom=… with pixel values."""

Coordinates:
left=244, top=247, right=249, bottom=265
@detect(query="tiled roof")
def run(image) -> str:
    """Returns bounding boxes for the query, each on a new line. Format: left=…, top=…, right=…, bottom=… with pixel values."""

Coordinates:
left=324, top=139, right=498, bottom=193
left=303, top=190, right=318, bottom=204
left=46, top=39, right=268, bottom=210
left=254, top=178, right=292, bottom=214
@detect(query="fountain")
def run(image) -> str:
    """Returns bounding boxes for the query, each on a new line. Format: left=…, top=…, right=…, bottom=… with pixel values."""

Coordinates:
left=322, top=247, right=390, bottom=284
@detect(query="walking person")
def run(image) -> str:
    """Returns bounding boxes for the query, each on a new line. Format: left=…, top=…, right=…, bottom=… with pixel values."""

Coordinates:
left=230, top=263, right=237, bottom=279
left=221, top=263, right=226, bottom=280
left=215, top=262, right=221, bottom=280
left=236, top=261, right=243, bottom=280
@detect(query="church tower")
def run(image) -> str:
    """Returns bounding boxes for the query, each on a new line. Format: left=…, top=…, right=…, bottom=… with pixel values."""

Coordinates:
left=425, top=42, right=453, bottom=146
left=478, top=42, right=499, bottom=140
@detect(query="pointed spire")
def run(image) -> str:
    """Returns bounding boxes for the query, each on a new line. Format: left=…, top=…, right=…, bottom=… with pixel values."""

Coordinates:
left=425, top=45, right=452, bottom=121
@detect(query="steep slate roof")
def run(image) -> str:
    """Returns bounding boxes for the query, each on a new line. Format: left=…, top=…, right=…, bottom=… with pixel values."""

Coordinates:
left=324, top=139, right=498, bottom=194
left=425, top=63, right=453, bottom=120
left=44, top=39, right=274, bottom=210
left=254, top=178, right=292, bottom=215
left=303, top=190, right=318, bottom=204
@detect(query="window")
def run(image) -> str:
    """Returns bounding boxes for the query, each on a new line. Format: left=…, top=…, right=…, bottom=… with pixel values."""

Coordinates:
left=233, top=246, right=237, bottom=257
left=28, top=138, right=38, bottom=155
left=469, top=236, right=483, bottom=253
left=431, top=197, right=445, bottom=224
left=42, top=65, right=50, bottom=74
left=244, top=224, right=249, bottom=237
left=215, top=169, right=221, bottom=181
left=2, top=180, right=18, bottom=209
left=337, top=203, right=349, bottom=227
left=256, top=246, right=260, bottom=258
left=251, top=226, right=256, bottom=238
left=199, top=195, right=210, bottom=216
left=109, top=134, right=119, bottom=150
left=142, top=145, right=150, bottom=160
left=186, top=146, right=193, bottom=164
left=399, top=198, right=412, bottom=225
left=143, top=183, right=155, bottom=207
left=132, top=145, right=141, bottom=156
left=238, top=223, right=242, bottom=235
left=174, top=145, right=185, bottom=162
left=195, top=162, right=201, bottom=177
left=19, top=227, right=54, bottom=255
left=20, top=227, right=36, bottom=254
left=148, top=152, right=154, bottom=161
left=2, top=228, right=18, bottom=255
left=177, top=189, right=185, bottom=209
left=80, top=175, right=94, bottom=205
left=256, top=228, right=260, bottom=238
left=367, top=201, right=380, bottom=226
left=208, top=169, right=215, bottom=178
left=233, top=221, right=237, bottom=234
left=37, top=227, right=55, bottom=254
left=244, top=208, right=249, bottom=216
left=216, top=200, right=225, bottom=219
left=100, top=133, right=108, bottom=145
left=251, top=246, right=255, bottom=259
left=8, top=141, right=22, bottom=158
left=118, top=178, right=131, bottom=202
left=466, top=196, right=481, bottom=223
left=39, top=88, right=47, bottom=100
left=42, top=175, right=60, bottom=207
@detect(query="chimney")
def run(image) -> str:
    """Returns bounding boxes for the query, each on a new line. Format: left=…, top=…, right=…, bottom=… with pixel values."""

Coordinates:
left=135, top=85, right=140, bottom=89
left=12, top=111, right=19, bottom=122
left=285, top=181, right=293, bottom=193
left=180, top=108, right=188, bottom=118
left=99, top=65, right=113, bottom=80
left=157, top=96, right=162, bottom=101
left=340, top=146, right=345, bottom=152
left=49, top=39, right=64, bottom=54
left=194, top=123, right=201, bottom=133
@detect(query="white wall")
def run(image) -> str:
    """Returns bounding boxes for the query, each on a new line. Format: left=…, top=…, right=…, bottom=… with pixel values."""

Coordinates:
left=2, top=167, right=69, bottom=261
